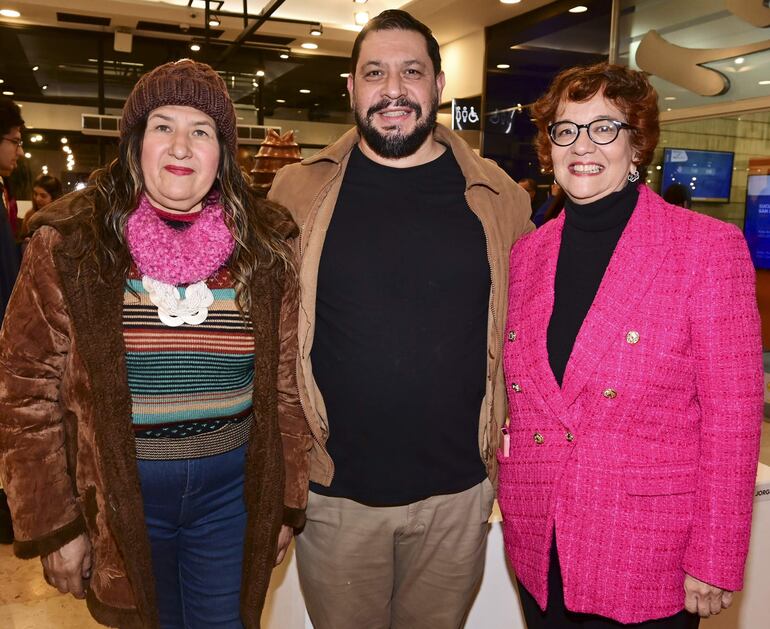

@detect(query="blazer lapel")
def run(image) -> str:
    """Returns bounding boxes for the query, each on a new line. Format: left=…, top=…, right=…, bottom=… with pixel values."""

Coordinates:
left=560, top=186, right=671, bottom=411
left=518, top=216, right=568, bottom=422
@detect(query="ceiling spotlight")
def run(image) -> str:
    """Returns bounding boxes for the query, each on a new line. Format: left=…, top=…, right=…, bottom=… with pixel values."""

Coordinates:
left=664, top=96, right=676, bottom=101
left=280, top=53, right=289, bottom=59
left=41, top=84, right=48, bottom=90
left=340, top=72, right=350, bottom=78
left=354, top=11, right=369, bottom=25
left=42, top=165, right=48, bottom=174
left=301, top=42, right=318, bottom=50
left=299, top=89, right=311, bottom=94
left=61, top=137, right=68, bottom=144
left=2, top=90, right=14, bottom=96
left=759, top=80, right=770, bottom=85
left=735, top=57, right=745, bottom=64
left=190, top=42, right=201, bottom=52
left=32, top=65, right=39, bottom=72
left=310, top=26, right=322, bottom=36
left=500, top=0, right=522, bottom=4
left=0, top=9, right=21, bottom=18
left=0, top=79, right=3, bottom=84
left=29, top=136, right=37, bottom=143
left=496, top=63, right=511, bottom=69
left=569, top=5, right=588, bottom=12
left=63, top=146, right=72, bottom=154
left=353, top=0, right=368, bottom=4
left=256, top=70, right=265, bottom=77
left=24, top=152, right=30, bottom=158
left=209, top=17, right=220, bottom=27
left=276, top=99, right=286, bottom=103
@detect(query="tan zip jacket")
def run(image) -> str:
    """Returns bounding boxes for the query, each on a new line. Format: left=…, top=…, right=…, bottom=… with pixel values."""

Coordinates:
left=268, top=124, right=533, bottom=486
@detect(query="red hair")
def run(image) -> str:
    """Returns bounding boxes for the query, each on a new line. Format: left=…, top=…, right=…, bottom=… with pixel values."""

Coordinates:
left=531, top=63, right=659, bottom=174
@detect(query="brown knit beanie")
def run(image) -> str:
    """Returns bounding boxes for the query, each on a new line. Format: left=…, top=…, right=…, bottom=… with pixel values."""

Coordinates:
left=121, top=59, right=237, bottom=156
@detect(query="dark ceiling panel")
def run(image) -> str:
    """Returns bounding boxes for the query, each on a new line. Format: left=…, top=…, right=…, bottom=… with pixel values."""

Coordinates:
left=56, top=13, right=111, bottom=27
left=136, top=21, right=224, bottom=39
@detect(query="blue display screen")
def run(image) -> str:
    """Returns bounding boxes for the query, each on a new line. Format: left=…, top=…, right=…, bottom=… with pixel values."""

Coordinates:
left=661, top=148, right=734, bottom=202
left=744, top=174, right=770, bottom=270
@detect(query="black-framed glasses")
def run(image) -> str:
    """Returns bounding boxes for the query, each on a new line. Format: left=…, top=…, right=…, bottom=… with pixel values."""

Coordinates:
left=547, top=118, right=634, bottom=147
left=1, top=136, right=23, bottom=149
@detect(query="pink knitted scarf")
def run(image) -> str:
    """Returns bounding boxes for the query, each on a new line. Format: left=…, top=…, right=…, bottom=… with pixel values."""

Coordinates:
left=126, top=194, right=235, bottom=285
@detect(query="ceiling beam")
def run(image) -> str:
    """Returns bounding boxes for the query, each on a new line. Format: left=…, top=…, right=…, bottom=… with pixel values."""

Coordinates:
left=214, top=0, right=288, bottom=67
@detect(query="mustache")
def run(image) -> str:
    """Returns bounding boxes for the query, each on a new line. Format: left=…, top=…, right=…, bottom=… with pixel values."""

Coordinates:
left=366, top=97, right=423, bottom=120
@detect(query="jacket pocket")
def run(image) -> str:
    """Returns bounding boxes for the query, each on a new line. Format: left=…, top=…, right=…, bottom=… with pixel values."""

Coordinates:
left=624, top=461, right=697, bottom=496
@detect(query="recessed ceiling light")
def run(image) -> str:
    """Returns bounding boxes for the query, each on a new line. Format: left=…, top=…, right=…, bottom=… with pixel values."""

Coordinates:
left=301, top=42, right=318, bottom=50
left=32, top=65, right=39, bottom=72
left=759, top=80, right=770, bottom=85
left=61, top=137, right=68, bottom=144
left=735, top=57, right=745, bottom=64
left=276, top=99, right=286, bottom=103
left=569, top=5, right=588, bottom=12
left=299, top=89, right=311, bottom=94
left=354, top=11, right=369, bottom=25
left=496, top=63, right=511, bottom=69
left=41, top=84, right=48, bottom=90
left=340, top=72, right=350, bottom=78
left=666, top=107, right=672, bottom=111
left=0, top=9, right=21, bottom=18
left=209, top=17, right=220, bottom=27
left=2, top=90, right=13, bottom=96
left=664, top=96, right=676, bottom=101
left=24, top=152, right=30, bottom=158
left=190, top=43, right=201, bottom=52
left=500, top=0, right=522, bottom=4
left=310, top=27, right=322, bottom=37
left=280, top=53, right=289, bottom=59
left=0, top=79, right=3, bottom=84
left=256, top=70, right=265, bottom=77
left=353, top=0, right=368, bottom=4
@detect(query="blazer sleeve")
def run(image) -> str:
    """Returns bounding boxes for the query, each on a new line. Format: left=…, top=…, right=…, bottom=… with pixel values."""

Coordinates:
left=276, top=245, right=312, bottom=529
left=0, top=228, right=86, bottom=558
left=682, top=224, right=763, bottom=591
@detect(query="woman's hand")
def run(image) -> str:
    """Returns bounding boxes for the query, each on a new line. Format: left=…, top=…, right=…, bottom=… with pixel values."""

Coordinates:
left=684, top=573, right=733, bottom=617
left=275, top=524, right=293, bottom=566
left=41, top=533, right=92, bottom=599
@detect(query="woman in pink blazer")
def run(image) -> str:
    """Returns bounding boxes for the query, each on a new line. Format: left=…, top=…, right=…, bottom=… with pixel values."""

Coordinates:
left=498, top=63, right=763, bottom=629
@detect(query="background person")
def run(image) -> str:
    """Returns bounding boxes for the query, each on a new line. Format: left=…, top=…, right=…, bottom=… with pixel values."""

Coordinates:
left=662, top=181, right=692, bottom=208
left=498, top=62, right=762, bottom=629
left=0, top=59, right=310, bottom=628
left=269, top=9, right=532, bottom=629
left=19, top=174, right=63, bottom=243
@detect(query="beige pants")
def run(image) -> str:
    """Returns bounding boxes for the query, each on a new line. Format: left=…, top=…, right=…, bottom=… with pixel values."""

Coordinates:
left=295, top=479, right=495, bottom=629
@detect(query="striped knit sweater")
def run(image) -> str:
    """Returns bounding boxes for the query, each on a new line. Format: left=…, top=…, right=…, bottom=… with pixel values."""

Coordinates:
left=123, top=263, right=255, bottom=460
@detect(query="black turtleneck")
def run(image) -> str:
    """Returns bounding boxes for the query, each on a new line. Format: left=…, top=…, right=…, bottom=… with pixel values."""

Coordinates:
left=547, top=183, right=639, bottom=386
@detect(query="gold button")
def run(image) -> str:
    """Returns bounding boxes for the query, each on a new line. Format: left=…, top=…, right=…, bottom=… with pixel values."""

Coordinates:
left=533, top=432, right=544, bottom=444
left=603, top=388, right=617, bottom=399
left=511, top=382, right=522, bottom=393
left=626, top=330, right=640, bottom=344
left=566, top=432, right=574, bottom=442
left=508, top=330, right=517, bottom=342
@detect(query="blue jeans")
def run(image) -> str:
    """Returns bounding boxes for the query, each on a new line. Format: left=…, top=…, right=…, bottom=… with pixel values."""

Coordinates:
left=137, top=444, right=248, bottom=629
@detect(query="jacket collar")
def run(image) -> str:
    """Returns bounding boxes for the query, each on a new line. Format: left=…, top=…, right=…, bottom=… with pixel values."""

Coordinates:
left=302, top=123, right=501, bottom=194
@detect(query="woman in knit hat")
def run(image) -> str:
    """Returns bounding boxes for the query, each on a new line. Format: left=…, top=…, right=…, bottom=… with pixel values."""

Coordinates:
left=0, top=59, right=310, bottom=628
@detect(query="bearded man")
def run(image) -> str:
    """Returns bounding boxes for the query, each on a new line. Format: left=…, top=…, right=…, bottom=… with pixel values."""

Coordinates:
left=268, top=10, right=532, bottom=629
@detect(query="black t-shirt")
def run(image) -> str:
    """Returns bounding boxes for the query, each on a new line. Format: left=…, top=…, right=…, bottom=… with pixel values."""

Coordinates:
left=310, top=145, right=489, bottom=506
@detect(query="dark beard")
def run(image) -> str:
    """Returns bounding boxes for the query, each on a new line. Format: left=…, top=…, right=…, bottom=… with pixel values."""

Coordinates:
left=355, top=96, right=438, bottom=159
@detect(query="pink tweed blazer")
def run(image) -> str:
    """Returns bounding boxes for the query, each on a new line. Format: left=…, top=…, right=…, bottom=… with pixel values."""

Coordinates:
left=498, top=185, right=763, bottom=624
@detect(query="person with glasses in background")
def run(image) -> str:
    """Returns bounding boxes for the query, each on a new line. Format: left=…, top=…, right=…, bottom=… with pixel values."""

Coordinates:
left=0, top=96, right=23, bottom=325
left=497, top=63, right=762, bottom=629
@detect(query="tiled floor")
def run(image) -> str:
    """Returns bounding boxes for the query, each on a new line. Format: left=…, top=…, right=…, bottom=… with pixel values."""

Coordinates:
left=2, top=421, right=770, bottom=628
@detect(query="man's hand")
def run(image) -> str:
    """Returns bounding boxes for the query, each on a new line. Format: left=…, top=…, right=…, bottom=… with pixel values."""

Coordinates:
left=275, top=524, right=293, bottom=566
left=41, top=533, right=91, bottom=599
left=684, top=573, right=733, bottom=617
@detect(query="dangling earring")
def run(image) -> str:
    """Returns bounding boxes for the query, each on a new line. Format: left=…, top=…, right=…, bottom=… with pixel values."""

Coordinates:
left=627, top=170, right=640, bottom=183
